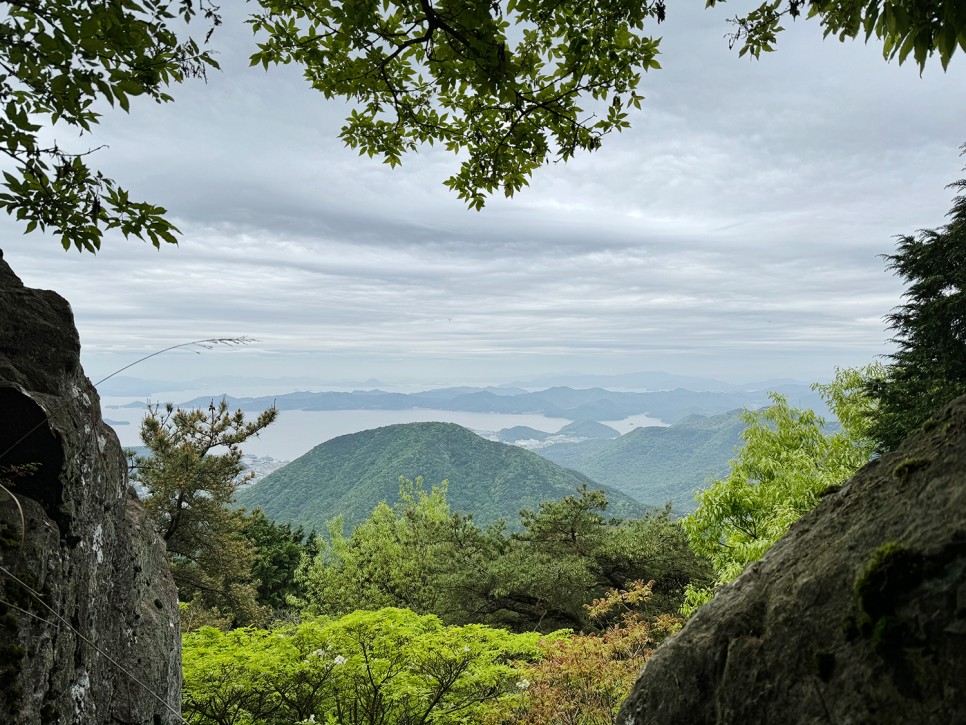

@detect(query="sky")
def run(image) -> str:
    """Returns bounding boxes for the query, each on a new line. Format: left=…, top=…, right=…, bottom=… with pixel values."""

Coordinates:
left=3, top=2, right=966, bottom=391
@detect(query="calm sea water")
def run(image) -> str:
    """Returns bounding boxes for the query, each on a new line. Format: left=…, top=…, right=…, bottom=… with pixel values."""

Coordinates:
left=102, top=398, right=668, bottom=461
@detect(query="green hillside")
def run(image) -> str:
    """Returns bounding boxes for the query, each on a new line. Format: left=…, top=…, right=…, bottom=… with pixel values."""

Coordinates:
left=558, top=420, right=620, bottom=439
left=537, top=411, right=746, bottom=513
left=236, top=422, right=645, bottom=530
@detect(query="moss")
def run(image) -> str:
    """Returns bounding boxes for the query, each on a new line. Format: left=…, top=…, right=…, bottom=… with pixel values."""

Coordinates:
left=852, top=542, right=924, bottom=657
left=813, top=651, right=835, bottom=682
left=892, top=457, right=931, bottom=480
left=855, top=542, right=923, bottom=610
left=920, top=416, right=940, bottom=433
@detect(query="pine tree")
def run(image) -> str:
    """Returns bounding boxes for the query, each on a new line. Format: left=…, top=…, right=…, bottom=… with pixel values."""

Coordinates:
left=133, top=399, right=277, bottom=627
left=868, top=173, right=966, bottom=452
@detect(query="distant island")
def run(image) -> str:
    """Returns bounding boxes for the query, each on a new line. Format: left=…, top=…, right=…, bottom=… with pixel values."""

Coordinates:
left=112, top=382, right=824, bottom=425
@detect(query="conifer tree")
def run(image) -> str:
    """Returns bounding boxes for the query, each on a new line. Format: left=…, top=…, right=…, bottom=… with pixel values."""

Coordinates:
left=868, top=173, right=966, bottom=451
left=133, top=399, right=277, bottom=627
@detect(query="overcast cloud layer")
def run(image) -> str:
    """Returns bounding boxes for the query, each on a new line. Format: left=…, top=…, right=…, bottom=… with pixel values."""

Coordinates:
left=3, top=2, right=965, bottom=388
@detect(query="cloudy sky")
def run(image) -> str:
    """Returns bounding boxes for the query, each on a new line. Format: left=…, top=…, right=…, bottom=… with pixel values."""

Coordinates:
left=3, top=2, right=965, bottom=390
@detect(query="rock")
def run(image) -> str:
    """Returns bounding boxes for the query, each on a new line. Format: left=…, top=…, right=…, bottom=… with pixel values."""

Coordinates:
left=0, top=251, right=180, bottom=724
left=619, top=394, right=966, bottom=725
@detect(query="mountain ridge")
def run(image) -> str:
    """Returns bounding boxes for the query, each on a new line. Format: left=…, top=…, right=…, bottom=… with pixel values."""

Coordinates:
left=127, top=384, right=824, bottom=424
left=536, top=410, right=747, bottom=513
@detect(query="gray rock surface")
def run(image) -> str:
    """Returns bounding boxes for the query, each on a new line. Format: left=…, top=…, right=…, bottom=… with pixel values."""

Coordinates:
left=619, top=394, right=966, bottom=724
left=0, top=251, right=180, bottom=724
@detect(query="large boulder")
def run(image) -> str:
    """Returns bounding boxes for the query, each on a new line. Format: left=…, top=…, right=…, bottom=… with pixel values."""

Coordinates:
left=0, top=251, right=180, bottom=724
left=619, top=394, right=966, bottom=724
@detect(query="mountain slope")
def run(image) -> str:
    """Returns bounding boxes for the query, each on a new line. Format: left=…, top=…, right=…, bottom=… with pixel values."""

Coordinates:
left=237, top=422, right=645, bottom=529
left=537, top=411, right=746, bottom=513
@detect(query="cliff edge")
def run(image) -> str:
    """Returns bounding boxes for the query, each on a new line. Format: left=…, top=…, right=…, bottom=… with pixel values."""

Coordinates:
left=0, top=251, right=180, bottom=724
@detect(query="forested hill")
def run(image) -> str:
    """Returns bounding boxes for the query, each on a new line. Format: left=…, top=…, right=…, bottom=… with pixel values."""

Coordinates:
left=236, top=422, right=645, bottom=529
left=536, top=410, right=746, bottom=513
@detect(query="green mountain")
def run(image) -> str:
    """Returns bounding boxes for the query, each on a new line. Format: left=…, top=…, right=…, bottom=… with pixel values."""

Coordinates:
left=557, top=420, right=620, bottom=439
left=536, top=411, right=746, bottom=513
left=236, top=422, right=645, bottom=530
left=492, top=425, right=550, bottom=443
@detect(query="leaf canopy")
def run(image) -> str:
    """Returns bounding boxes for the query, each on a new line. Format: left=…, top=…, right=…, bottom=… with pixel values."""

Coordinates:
left=0, top=0, right=218, bottom=251
left=249, top=0, right=664, bottom=208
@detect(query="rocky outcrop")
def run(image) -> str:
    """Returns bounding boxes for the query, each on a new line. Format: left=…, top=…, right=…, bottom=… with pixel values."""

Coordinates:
left=0, top=251, right=180, bottom=724
left=619, top=395, right=966, bottom=724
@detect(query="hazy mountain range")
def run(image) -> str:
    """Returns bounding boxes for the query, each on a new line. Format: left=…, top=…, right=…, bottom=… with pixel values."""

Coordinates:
left=535, top=411, right=746, bottom=512
left=113, top=382, right=822, bottom=425
left=109, top=373, right=821, bottom=528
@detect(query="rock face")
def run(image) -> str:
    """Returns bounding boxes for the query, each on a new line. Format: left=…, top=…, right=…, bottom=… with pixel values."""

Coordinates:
left=0, top=252, right=180, bottom=724
left=619, top=395, right=966, bottom=724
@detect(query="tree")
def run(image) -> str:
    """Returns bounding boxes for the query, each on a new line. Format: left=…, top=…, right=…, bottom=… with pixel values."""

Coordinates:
left=240, top=508, right=315, bottom=613
left=298, top=480, right=709, bottom=632
left=681, top=366, right=879, bottom=613
left=181, top=608, right=541, bottom=725
left=133, top=399, right=278, bottom=626
left=866, top=174, right=966, bottom=451
left=249, top=0, right=663, bottom=209
left=708, top=0, right=966, bottom=71
left=0, top=0, right=218, bottom=252
left=481, top=581, right=682, bottom=725
left=506, top=487, right=710, bottom=626
left=8, top=1, right=960, bottom=246
left=298, top=477, right=471, bottom=617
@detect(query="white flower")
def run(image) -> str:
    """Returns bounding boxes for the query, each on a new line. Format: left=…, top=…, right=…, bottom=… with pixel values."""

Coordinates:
left=333, top=655, right=347, bottom=666
left=516, top=679, right=530, bottom=690
left=311, top=649, right=326, bottom=658
left=463, top=646, right=471, bottom=652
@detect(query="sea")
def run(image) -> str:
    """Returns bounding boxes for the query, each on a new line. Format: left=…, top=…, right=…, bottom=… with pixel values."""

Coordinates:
left=100, top=397, right=667, bottom=461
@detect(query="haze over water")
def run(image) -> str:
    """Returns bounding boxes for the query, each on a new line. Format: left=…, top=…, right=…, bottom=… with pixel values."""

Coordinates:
left=103, top=398, right=669, bottom=461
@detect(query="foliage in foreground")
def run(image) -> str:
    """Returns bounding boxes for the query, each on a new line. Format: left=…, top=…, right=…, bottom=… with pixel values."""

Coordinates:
left=680, top=365, right=880, bottom=613
left=250, top=0, right=662, bottom=210
left=709, top=0, right=966, bottom=71
left=182, top=608, right=540, bottom=725
left=481, top=580, right=682, bottom=725
left=6, top=0, right=960, bottom=252
left=182, top=586, right=681, bottom=725
left=0, top=0, right=218, bottom=251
